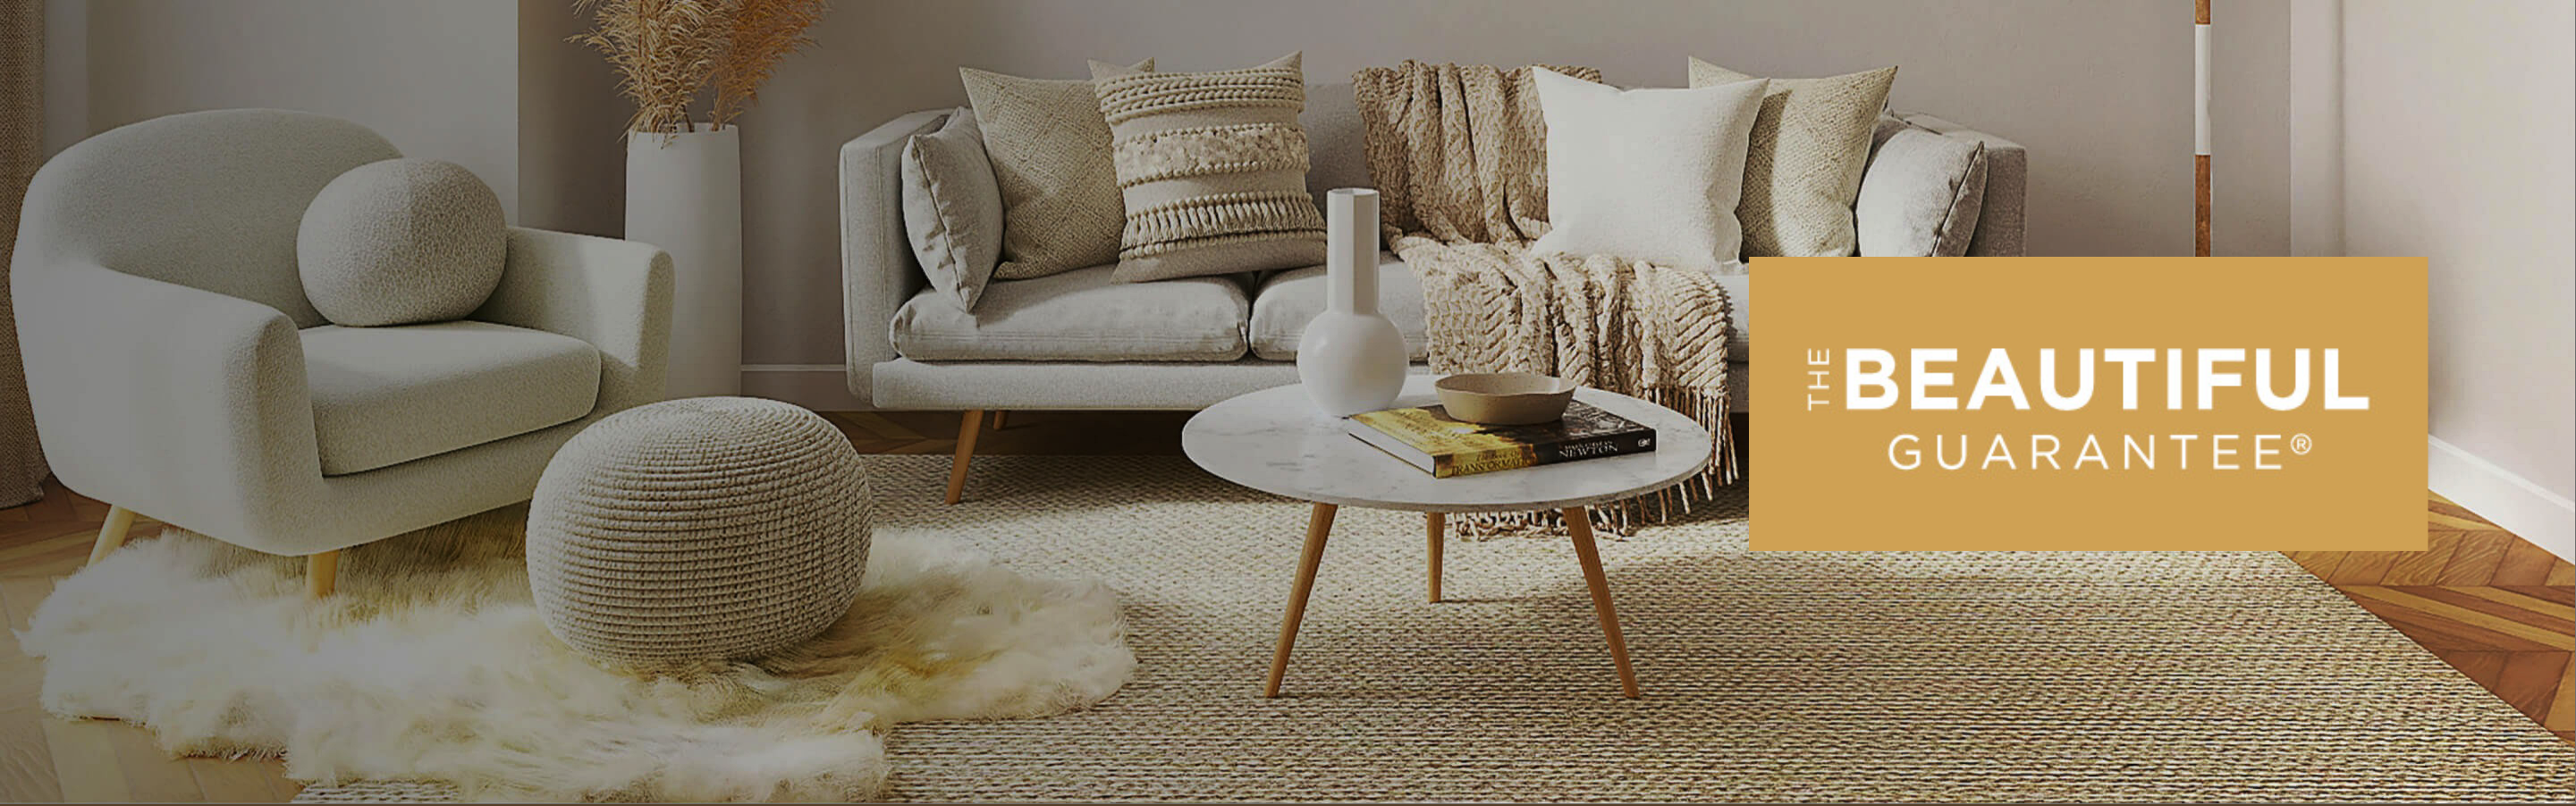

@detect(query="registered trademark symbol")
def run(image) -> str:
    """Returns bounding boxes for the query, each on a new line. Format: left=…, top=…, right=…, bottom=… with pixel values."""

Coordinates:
left=2291, top=433, right=2313, bottom=455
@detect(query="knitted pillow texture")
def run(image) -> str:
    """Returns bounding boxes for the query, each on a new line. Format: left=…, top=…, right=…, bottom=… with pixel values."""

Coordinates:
left=297, top=158, right=506, bottom=327
left=901, top=109, right=1004, bottom=310
left=1687, top=59, right=1896, bottom=258
left=1090, top=53, right=1325, bottom=284
left=961, top=59, right=1153, bottom=280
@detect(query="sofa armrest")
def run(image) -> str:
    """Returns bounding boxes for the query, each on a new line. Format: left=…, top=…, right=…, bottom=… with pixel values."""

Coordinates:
left=13, top=261, right=318, bottom=535
left=1895, top=114, right=2026, bottom=257
left=839, top=109, right=953, bottom=407
left=474, top=226, right=675, bottom=415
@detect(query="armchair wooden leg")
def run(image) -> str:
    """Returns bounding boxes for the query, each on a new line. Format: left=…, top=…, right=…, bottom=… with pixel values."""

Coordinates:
left=306, top=550, right=340, bottom=599
left=88, top=505, right=138, bottom=565
left=945, top=409, right=985, bottom=505
left=990, top=410, right=1009, bottom=430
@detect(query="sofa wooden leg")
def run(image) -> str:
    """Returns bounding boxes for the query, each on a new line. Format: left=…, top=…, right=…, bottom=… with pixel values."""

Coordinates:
left=88, top=505, right=138, bottom=565
left=307, top=550, right=340, bottom=599
left=946, top=409, right=985, bottom=505
left=990, top=410, right=1008, bottom=430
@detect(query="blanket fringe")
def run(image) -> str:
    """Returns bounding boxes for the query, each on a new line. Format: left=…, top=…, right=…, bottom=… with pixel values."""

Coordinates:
left=1448, top=386, right=1736, bottom=539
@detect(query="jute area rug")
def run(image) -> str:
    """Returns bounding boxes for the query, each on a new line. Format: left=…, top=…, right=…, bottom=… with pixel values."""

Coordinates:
left=291, top=454, right=2563, bottom=802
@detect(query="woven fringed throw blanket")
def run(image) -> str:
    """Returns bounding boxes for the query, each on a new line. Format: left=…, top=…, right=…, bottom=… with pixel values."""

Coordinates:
left=1354, top=61, right=1738, bottom=535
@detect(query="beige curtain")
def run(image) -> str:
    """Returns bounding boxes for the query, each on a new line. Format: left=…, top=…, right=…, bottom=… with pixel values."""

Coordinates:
left=1, top=0, right=48, bottom=506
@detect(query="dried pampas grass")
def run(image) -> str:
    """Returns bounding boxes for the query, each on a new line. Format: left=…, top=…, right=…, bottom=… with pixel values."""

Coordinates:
left=576, top=0, right=829, bottom=136
left=714, top=0, right=828, bottom=128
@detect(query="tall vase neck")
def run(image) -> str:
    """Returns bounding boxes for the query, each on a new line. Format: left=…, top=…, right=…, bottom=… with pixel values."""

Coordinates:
left=1325, top=187, right=1382, bottom=316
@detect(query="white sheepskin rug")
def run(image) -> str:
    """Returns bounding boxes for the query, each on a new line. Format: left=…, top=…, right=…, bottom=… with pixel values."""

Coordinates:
left=17, top=505, right=1135, bottom=802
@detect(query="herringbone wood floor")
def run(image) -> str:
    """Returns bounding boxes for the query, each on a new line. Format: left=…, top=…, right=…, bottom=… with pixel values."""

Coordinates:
left=0, top=410, right=2566, bottom=802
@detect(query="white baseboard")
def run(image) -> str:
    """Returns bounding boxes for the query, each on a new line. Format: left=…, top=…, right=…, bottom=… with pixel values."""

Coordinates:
left=739, top=364, right=866, bottom=411
left=2428, top=435, right=2574, bottom=563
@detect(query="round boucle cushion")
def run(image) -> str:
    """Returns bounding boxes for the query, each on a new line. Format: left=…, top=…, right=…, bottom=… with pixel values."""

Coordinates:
left=297, top=157, right=507, bottom=327
left=527, top=397, right=873, bottom=667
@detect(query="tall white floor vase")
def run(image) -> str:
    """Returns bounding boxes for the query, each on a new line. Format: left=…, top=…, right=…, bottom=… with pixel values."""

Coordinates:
left=627, top=123, right=743, bottom=398
left=1297, top=188, right=1406, bottom=417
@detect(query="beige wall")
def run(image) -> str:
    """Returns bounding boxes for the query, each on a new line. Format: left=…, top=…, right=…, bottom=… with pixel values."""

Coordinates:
left=2288, top=0, right=2343, bottom=257
left=38, top=0, right=85, bottom=157
left=53, top=0, right=2313, bottom=382
left=517, top=0, right=625, bottom=237
left=2340, top=0, right=2575, bottom=542
left=700, top=0, right=2293, bottom=367
left=76, top=0, right=521, bottom=218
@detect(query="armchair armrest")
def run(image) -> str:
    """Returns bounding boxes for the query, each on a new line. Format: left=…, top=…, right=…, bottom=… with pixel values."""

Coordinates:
left=473, top=226, right=675, bottom=414
left=13, top=261, right=318, bottom=535
left=840, top=109, right=954, bottom=407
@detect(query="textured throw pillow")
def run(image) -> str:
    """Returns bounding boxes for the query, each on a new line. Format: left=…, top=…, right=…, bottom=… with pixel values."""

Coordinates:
left=1687, top=59, right=1897, bottom=258
left=960, top=59, right=1153, bottom=280
left=297, top=158, right=507, bottom=327
left=1856, top=122, right=1989, bottom=257
left=1091, top=53, right=1326, bottom=283
left=1527, top=68, right=1767, bottom=272
left=901, top=110, right=1004, bottom=310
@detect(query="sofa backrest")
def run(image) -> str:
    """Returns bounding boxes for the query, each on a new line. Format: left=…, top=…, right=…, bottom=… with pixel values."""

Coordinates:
left=14, top=109, right=402, bottom=327
left=1302, top=83, right=1372, bottom=208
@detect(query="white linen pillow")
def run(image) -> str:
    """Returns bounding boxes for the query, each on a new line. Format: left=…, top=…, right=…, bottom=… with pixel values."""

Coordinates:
left=1856, top=123, right=1989, bottom=257
left=1527, top=68, right=1767, bottom=272
left=1686, top=59, right=1897, bottom=259
left=901, top=109, right=1004, bottom=310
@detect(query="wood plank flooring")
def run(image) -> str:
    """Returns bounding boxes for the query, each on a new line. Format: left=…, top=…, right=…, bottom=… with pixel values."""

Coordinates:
left=0, top=410, right=2565, bottom=802
left=2286, top=491, right=2575, bottom=742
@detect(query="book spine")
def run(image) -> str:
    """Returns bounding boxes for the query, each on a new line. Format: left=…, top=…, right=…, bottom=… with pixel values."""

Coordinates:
left=1533, top=432, right=1655, bottom=466
left=1439, top=447, right=1540, bottom=478
left=1436, top=433, right=1654, bottom=478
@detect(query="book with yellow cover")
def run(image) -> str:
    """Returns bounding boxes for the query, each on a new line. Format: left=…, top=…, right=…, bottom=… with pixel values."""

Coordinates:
left=1346, top=401, right=1656, bottom=478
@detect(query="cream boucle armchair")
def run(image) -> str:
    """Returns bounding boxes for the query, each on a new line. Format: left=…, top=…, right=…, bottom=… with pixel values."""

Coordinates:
left=11, top=109, right=673, bottom=597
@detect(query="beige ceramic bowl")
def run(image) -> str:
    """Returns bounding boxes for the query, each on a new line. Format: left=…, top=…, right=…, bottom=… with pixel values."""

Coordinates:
left=1433, top=372, right=1578, bottom=425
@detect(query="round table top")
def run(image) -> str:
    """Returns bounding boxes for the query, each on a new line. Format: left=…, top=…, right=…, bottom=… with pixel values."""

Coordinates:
left=1182, top=377, right=1714, bottom=513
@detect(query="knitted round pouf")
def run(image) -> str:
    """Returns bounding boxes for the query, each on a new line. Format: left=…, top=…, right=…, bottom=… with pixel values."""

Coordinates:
left=527, top=397, right=871, bottom=667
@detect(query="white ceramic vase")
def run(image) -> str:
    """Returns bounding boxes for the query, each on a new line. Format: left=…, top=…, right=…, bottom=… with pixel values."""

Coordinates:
left=1297, top=188, right=1406, bottom=417
left=626, top=123, right=743, bottom=398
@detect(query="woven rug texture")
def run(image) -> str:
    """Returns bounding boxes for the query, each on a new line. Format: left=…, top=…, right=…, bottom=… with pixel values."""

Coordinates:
left=296, top=454, right=2569, bottom=802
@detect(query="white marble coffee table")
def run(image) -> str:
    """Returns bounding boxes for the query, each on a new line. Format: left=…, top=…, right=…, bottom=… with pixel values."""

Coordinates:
left=1183, top=378, right=1713, bottom=699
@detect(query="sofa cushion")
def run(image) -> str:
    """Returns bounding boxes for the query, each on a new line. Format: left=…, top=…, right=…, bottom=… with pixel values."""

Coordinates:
left=1687, top=60, right=1897, bottom=259
left=1302, top=83, right=1370, bottom=208
left=960, top=60, right=1154, bottom=281
left=891, top=263, right=1247, bottom=361
left=1528, top=68, right=1766, bottom=272
left=900, top=109, right=1004, bottom=310
left=297, top=158, right=508, bottom=327
left=1092, top=53, right=1327, bottom=284
left=301, top=321, right=601, bottom=475
left=1857, top=121, right=1989, bottom=257
left=1247, top=251, right=1428, bottom=361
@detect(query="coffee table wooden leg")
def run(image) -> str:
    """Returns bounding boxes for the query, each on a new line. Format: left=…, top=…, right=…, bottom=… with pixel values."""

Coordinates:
left=1426, top=512, right=1445, bottom=603
left=1563, top=506, right=1640, bottom=698
left=1266, top=502, right=1337, bottom=697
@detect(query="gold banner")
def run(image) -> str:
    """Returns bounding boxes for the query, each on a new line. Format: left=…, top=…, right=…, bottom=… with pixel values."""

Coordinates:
left=1752, top=258, right=2427, bottom=551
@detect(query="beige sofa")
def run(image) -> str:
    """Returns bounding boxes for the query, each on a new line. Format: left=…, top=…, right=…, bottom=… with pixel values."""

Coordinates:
left=840, top=82, right=2024, bottom=501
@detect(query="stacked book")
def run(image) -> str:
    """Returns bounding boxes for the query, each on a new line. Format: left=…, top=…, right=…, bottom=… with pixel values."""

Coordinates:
left=1347, top=401, right=1656, bottom=478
